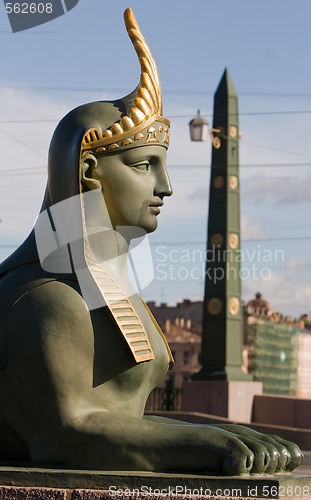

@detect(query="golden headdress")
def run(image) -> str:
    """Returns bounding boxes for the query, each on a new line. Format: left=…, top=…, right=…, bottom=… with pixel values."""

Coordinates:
left=82, top=8, right=170, bottom=156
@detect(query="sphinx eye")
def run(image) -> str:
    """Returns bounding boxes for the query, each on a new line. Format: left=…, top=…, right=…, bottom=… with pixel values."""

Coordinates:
left=130, top=161, right=150, bottom=172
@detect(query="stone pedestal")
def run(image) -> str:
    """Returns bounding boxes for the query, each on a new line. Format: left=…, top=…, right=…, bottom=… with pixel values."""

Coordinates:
left=0, top=466, right=311, bottom=499
left=252, top=394, right=311, bottom=428
left=181, top=380, right=263, bottom=423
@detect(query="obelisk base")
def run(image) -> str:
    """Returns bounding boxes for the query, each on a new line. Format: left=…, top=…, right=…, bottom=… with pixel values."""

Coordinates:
left=181, top=380, right=263, bottom=423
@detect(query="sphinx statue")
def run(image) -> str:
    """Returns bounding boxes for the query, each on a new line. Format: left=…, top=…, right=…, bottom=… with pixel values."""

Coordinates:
left=0, top=8, right=303, bottom=475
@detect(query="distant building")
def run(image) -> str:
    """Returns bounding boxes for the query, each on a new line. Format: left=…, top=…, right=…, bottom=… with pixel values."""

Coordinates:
left=162, top=319, right=201, bottom=388
left=147, top=300, right=202, bottom=389
left=297, top=330, right=311, bottom=398
left=146, top=293, right=310, bottom=402
left=300, top=313, right=311, bottom=332
left=244, top=293, right=306, bottom=396
left=147, top=299, right=202, bottom=333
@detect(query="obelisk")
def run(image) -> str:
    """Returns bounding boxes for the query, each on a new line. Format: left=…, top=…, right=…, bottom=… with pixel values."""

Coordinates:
left=182, top=70, right=262, bottom=422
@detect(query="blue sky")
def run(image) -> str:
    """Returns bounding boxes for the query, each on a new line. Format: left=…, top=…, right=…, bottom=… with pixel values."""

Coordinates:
left=0, top=0, right=311, bottom=317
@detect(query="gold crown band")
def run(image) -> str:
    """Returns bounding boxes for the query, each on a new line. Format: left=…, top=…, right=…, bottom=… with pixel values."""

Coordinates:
left=82, top=116, right=170, bottom=156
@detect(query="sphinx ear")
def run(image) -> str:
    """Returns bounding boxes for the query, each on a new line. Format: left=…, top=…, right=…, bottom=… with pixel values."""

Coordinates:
left=81, top=153, right=102, bottom=191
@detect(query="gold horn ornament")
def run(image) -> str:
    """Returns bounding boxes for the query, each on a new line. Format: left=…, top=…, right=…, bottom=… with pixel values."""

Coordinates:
left=82, top=8, right=170, bottom=156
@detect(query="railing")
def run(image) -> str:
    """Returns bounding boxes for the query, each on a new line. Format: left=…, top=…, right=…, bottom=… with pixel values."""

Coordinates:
left=145, top=380, right=182, bottom=411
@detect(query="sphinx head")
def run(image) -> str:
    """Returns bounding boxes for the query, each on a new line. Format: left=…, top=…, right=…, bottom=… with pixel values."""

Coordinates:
left=47, top=8, right=172, bottom=233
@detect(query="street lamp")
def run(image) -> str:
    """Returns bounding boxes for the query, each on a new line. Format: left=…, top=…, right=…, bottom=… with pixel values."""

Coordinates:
left=188, top=110, right=209, bottom=142
left=189, top=109, right=225, bottom=149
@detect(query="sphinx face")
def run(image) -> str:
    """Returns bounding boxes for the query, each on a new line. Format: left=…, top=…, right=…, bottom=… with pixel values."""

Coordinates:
left=93, top=145, right=172, bottom=233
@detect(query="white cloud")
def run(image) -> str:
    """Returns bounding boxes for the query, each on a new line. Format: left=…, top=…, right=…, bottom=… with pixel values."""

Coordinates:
left=0, top=88, right=67, bottom=248
left=189, top=173, right=311, bottom=207
left=242, top=174, right=311, bottom=205
left=241, top=214, right=268, bottom=240
left=242, top=256, right=311, bottom=318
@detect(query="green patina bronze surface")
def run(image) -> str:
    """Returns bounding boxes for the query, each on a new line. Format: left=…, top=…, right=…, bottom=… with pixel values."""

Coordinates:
left=0, top=8, right=304, bottom=476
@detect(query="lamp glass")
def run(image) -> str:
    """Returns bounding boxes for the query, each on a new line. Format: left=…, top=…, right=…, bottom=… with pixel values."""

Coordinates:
left=189, top=111, right=209, bottom=142
left=190, top=122, right=209, bottom=142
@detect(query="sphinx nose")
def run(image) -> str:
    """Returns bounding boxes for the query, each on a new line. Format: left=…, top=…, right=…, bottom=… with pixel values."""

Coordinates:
left=154, top=164, right=173, bottom=198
